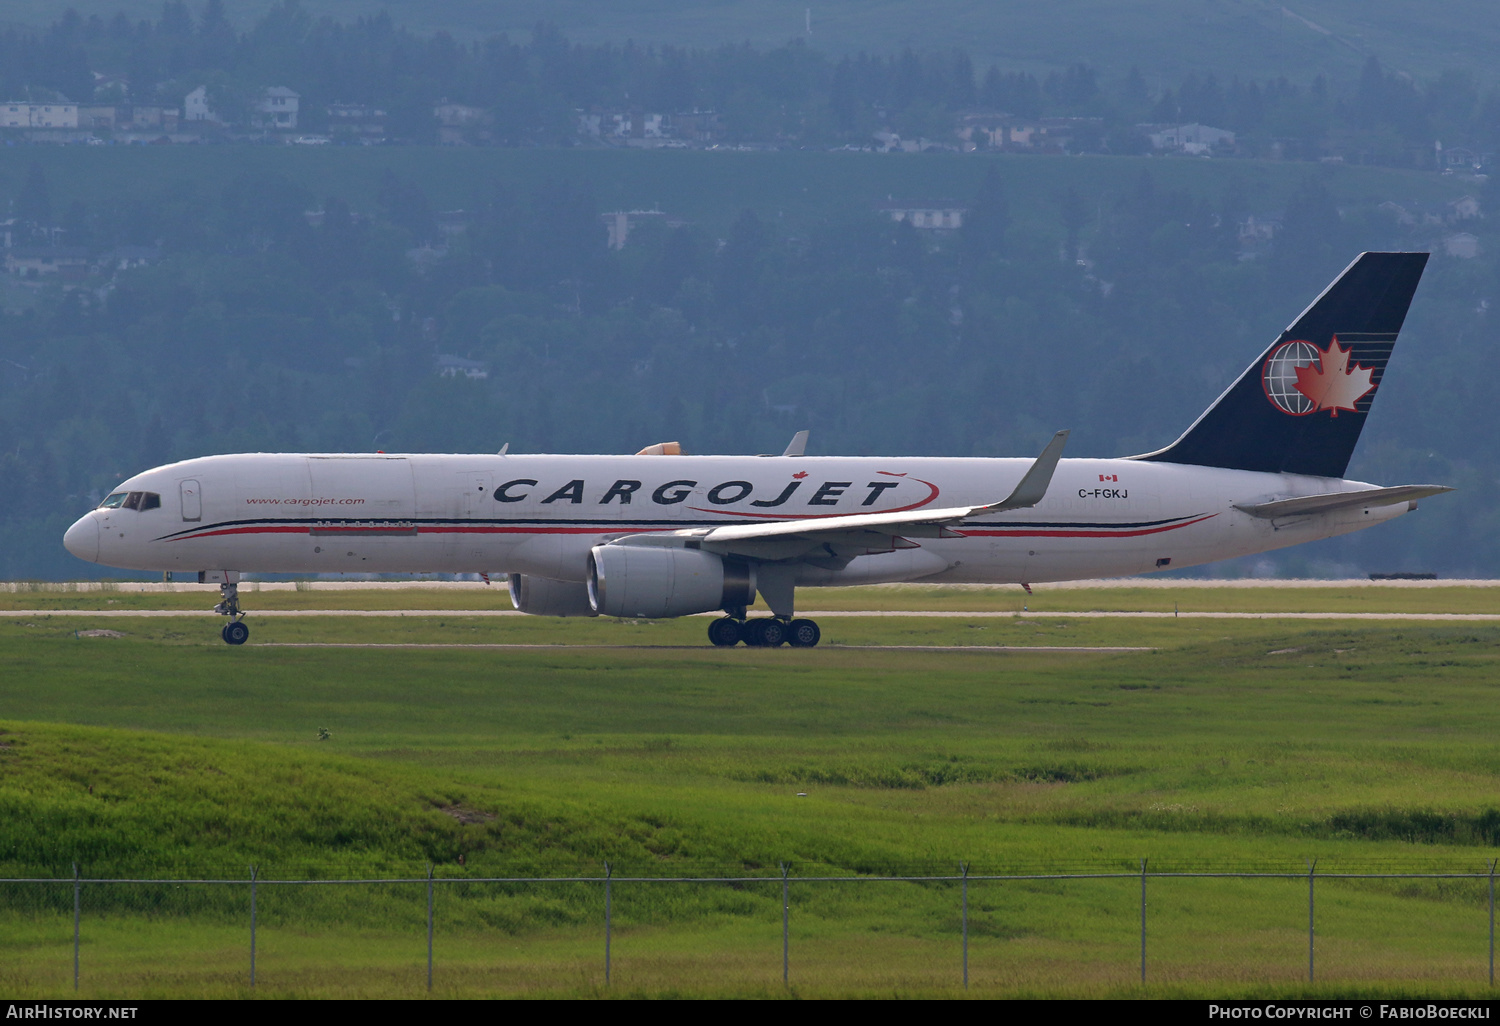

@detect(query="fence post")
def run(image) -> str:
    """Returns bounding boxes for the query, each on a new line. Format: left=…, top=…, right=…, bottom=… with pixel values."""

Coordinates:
left=1489, top=859, right=1495, bottom=987
left=426, top=863, right=434, bottom=993
left=1139, top=858, right=1147, bottom=985
left=604, top=862, right=612, bottom=987
left=1307, top=859, right=1316, bottom=984
left=961, top=862, right=969, bottom=990
left=72, top=862, right=79, bottom=992
left=780, top=862, right=790, bottom=986
left=249, top=865, right=257, bottom=990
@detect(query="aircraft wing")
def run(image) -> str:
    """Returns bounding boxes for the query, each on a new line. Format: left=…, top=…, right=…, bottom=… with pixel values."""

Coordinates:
left=1233, top=484, right=1452, bottom=519
left=603, top=431, right=1068, bottom=563
left=702, top=430, right=1069, bottom=546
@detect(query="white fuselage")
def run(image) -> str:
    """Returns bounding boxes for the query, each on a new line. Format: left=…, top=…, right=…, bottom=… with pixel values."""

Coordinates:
left=65, top=452, right=1410, bottom=587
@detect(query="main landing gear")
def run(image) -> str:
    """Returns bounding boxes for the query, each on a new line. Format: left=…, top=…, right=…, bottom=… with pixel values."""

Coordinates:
left=707, top=616, right=821, bottom=648
left=214, top=581, right=250, bottom=646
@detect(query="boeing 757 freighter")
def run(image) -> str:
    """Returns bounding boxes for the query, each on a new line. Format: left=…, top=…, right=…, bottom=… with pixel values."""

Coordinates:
left=64, top=252, right=1448, bottom=647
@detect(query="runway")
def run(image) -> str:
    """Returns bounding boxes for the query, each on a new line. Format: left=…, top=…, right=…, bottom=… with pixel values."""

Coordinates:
left=6, top=609, right=1500, bottom=621
left=255, top=642, right=1153, bottom=652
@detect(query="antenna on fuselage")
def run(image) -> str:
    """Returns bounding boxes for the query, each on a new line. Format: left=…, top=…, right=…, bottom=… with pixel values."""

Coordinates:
left=498, top=442, right=509, bottom=455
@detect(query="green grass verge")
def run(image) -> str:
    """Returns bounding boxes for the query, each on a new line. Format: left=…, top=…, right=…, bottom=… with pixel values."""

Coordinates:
left=5, top=611, right=1500, bottom=995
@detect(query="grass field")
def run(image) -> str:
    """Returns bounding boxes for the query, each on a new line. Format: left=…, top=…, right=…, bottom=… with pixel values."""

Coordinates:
left=3, top=584, right=1500, bottom=996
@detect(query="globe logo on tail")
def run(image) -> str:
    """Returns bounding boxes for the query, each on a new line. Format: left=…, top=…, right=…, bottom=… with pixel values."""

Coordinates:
left=1261, top=336, right=1377, bottom=417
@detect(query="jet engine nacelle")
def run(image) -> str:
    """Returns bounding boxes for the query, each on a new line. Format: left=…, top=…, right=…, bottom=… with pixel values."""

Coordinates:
left=507, top=573, right=598, bottom=617
left=588, top=545, right=756, bottom=619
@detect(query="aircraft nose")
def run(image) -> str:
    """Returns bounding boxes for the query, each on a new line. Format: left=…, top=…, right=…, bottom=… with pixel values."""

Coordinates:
left=63, top=514, right=99, bottom=563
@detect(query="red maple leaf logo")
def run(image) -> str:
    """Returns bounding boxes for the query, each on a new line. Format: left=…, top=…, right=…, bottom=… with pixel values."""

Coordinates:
left=792, top=471, right=808, bottom=479
left=1293, top=336, right=1376, bottom=418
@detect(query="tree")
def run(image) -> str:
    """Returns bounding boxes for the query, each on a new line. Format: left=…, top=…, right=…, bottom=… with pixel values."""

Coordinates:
left=1060, top=186, right=1088, bottom=262
left=962, top=164, right=1010, bottom=265
left=15, top=163, right=52, bottom=228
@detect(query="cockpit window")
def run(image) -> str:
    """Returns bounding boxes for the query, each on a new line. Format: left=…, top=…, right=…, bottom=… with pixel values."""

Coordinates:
left=98, top=491, right=160, bottom=511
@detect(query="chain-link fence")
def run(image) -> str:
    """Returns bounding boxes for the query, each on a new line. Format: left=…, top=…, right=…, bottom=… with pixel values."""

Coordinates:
left=5, top=862, right=1498, bottom=994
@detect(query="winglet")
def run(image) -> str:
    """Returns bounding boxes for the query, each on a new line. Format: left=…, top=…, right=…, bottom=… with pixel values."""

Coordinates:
left=782, top=430, right=809, bottom=457
left=980, top=430, right=1069, bottom=513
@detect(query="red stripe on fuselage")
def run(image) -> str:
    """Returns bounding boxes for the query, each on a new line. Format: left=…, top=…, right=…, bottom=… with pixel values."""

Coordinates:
left=958, top=514, right=1217, bottom=539
left=170, top=514, right=1215, bottom=543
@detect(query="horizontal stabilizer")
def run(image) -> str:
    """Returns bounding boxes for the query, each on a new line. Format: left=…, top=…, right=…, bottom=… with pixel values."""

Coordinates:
left=1234, top=484, right=1452, bottom=519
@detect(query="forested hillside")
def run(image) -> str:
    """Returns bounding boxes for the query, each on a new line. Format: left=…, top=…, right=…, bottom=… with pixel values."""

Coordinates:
left=5, top=6, right=1500, bottom=168
left=8, top=0, right=1500, bottom=85
left=0, top=146, right=1491, bottom=579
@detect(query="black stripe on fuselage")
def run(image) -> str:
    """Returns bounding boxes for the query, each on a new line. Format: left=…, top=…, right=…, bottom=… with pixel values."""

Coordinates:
left=153, top=511, right=1209, bottom=543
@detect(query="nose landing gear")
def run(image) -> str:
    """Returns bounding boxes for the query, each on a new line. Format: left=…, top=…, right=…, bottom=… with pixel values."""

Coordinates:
left=213, top=579, right=249, bottom=645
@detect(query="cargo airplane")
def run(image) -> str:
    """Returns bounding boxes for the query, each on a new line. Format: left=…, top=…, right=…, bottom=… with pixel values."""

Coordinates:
left=64, top=252, right=1448, bottom=647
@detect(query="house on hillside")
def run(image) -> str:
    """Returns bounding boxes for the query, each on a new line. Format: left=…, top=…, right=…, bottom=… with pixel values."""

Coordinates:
left=956, top=113, right=1035, bottom=151
left=6, top=246, right=90, bottom=279
left=1141, top=123, right=1235, bottom=155
left=956, top=113, right=1099, bottom=153
left=872, top=129, right=956, bottom=153
left=615, top=112, right=670, bottom=140
left=1380, top=197, right=1481, bottom=227
left=28, top=103, right=78, bottom=129
left=434, top=102, right=492, bottom=144
left=673, top=110, right=723, bottom=143
left=184, top=86, right=216, bottom=123
left=1440, top=145, right=1482, bottom=170
left=578, top=110, right=676, bottom=145
left=436, top=355, right=489, bottom=380
left=110, top=105, right=177, bottom=133
left=600, top=209, right=690, bottom=249
left=327, top=103, right=386, bottom=140
left=78, top=104, right=117, bottom=130
left=0, top=102, right=80, bottom=129
left=254, top=87, right=299, bottom=130
left=877, top=201, right=967, bottom=230
left=1237, top=214, right=1283, bottom=259
left=97, top=246, right=161, bottom=273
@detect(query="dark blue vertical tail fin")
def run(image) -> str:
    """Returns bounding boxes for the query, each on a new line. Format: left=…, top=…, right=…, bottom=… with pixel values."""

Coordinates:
left=1136, top=252, right=1429, bottom=478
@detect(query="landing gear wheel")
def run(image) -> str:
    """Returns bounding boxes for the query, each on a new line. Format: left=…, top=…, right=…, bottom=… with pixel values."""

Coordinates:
left=787, top=618, right=821, bottom=648
left=708, top=617, right=743, bottom=647
left=748, top=618, right=787, bottom=647
left=222, top=621, right=249, bottom=646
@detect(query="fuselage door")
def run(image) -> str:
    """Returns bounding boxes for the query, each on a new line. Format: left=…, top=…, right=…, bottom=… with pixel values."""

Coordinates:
left=462, top=473, right=493, bottom=519
left=180, top=479, right=202, bottom=522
